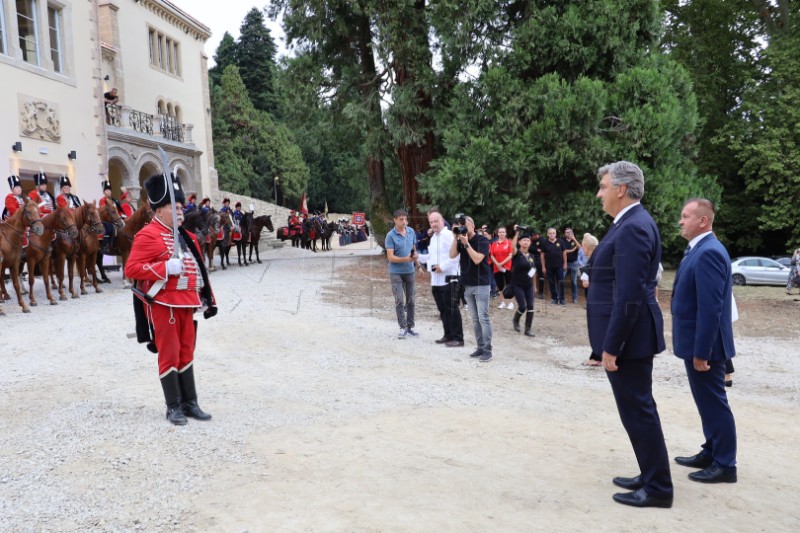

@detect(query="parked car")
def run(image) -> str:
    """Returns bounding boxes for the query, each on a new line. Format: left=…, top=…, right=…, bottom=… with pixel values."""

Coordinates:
left=731, top=257, right=791, bottom=286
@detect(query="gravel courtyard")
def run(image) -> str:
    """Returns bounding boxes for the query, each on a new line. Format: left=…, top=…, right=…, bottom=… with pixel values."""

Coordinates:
left=1, top=239, right=798, bottom=532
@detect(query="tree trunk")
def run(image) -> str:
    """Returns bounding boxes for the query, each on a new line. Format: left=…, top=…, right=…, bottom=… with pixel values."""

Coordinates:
left=357, top=10, right=392, bottom=248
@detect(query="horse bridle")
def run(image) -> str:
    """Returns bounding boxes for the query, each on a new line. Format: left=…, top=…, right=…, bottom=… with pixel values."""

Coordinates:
left=102, top=202, right=126, bottom=228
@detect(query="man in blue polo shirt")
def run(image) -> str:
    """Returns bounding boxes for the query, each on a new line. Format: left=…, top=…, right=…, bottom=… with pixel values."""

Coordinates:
left=385, top=208, right=419, bottom=338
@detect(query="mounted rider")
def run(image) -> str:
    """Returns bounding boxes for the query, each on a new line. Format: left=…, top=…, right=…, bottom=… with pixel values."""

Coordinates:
left=28, top=173, right=56, bottom=215
left=119, top=187, right=135, bottom=218
left=56, top=176, right=82, bottom=210
left=219, top=198, right=232, bottom=214
left=231, top=201, right=244, bottom=241
left=3, top=175, right=24, bottom=220
left=99, top=180, right=124, bottom=255
left=183, top=193, right=197, bottom=214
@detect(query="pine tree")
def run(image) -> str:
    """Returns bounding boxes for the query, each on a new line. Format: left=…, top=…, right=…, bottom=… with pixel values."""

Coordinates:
left=236, top=8, right=279, bottom=115
left=209, top=32, right=238, bottom=88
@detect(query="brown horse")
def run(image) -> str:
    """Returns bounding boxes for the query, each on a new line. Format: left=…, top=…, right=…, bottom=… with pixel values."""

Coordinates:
left=24, top=206, right=78, bottom=307
left=0, top=198, right=44, bottom=315
left=53, top=202, right=103, bottom=299
left=77, top=201, right=105, bottom=295
left=99, top=200, right=152, bottom=287
left=247, top=215, right=274, bottom=264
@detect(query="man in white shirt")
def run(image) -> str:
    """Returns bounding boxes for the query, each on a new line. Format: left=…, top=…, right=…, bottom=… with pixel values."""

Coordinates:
left=418, top=209, right=463, bottom=347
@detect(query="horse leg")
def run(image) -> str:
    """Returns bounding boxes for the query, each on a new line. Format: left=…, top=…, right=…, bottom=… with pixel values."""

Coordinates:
left=26, top=258, right=38, bottom=307
left=76, top=254, right=88, bottom=296
left=10, top=263, right=31, bottom=313
left=88, top=251, right=103, bottom=293
left=96, top=253, right=110, bottom=283
left=1, top=266, right=10, bottom=301
left=41, top=254, right=57, bottom=305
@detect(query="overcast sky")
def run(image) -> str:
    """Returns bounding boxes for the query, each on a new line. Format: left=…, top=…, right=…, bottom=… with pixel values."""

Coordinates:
left=171, top=1, right=288, bottom=65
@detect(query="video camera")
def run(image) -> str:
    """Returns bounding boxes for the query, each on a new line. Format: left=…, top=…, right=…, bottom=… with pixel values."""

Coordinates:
left=453, top=213, right=469, bottom=235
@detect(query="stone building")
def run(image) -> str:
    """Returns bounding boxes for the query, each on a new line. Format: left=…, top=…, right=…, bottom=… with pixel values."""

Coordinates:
left=1, top=0, right=215, bottom=203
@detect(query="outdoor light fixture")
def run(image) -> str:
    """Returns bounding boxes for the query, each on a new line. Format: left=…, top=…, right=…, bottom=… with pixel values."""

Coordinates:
left=68, top=150, right=77, bottom=160
left=104, top=75, right=110, bottom=81
left=12, top=141, right=22, bottom=152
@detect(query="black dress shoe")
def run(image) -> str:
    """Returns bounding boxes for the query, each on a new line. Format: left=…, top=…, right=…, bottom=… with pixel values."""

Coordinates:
left=435, top=337, right=449, bottom=344
left=688, top=465, right=737, bottom=484
left=182, top=400, right=212, bottom=421
left=612, top=475, right=644, bottom=490
left=445, top=340, right=464, bottom=347
left=725, top=380, right=733, bottom=387
left=612, top=488, right=672, bottom=508
left=674, top=453, right=713, bottom=469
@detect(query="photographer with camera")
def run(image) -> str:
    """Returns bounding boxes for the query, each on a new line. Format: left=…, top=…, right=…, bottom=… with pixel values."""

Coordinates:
left=449, top=214, right=493, bottom=362
left=385, top=209, right=419, bottom=338
left=418, top=209, right=464, bottom=347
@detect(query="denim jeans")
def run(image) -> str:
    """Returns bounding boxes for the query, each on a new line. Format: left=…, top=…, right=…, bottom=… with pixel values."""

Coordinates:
left=390, top=273, right=416, bottom=329
left=567, top=261, right=581, bottom=301
left=464, top=285, right=492, bottom=353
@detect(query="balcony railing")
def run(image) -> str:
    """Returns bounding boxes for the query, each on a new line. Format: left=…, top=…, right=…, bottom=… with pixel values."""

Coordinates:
left=104, top=104, right=193, bottom=144
left=159, top=113, right=185, bottom=142
left=130, top=110, right=154, bottom=135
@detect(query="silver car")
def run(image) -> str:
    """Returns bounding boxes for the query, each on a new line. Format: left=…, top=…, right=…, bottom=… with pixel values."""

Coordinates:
left=731, top=257, right=791, bottom=286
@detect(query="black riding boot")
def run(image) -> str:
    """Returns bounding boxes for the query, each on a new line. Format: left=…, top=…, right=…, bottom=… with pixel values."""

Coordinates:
left=512, top=309, right=523, bottom=332
left=160, top=370, right=187, bottom=426
left=524, top=310, right=535, bottom=337
left=178, top=365, right=212, bottom=421
left=96, top=254, right=111, bottom=283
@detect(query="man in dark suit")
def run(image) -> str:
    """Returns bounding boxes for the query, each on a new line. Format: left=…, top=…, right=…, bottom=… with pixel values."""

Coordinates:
left=586, top=161, right=673, bottom=508
left=671, top=198, right=737, bottom=483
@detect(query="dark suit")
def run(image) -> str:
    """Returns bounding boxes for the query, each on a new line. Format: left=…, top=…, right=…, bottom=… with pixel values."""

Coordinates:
left=671, top=233, right=737, bottom=468
left=586, top=203, right=672, bottom=498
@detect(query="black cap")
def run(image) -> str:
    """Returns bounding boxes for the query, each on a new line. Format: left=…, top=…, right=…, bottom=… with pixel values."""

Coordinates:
left=59, top=176, right=72, bottom=188
left=8, top=175, right=21, bottom=190
left=102, top=180, right=112, bottom=192
left=34, top=173, right=47, bottom=186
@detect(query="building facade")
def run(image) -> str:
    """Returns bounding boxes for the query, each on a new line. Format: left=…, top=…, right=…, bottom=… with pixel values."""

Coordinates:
left=1, top=0, right=215, bottom=203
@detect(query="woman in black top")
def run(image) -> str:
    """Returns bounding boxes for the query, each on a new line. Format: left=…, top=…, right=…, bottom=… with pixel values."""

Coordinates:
left=509, top=225, right=536, bottom=337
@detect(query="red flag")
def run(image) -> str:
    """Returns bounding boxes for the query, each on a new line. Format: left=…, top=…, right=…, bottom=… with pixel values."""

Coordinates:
left=300, top=192, right=308, bottom=215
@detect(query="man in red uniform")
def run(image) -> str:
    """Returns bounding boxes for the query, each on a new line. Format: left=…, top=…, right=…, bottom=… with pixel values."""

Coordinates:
left=119, top=187, right=135, bottom=218
left=28, top=173, right=56, bottom=215
left=3, top=175, right=24, bottom=220
left=56, top=176, right=82, bottom=209
left=125, top=173, right=217, bottom=426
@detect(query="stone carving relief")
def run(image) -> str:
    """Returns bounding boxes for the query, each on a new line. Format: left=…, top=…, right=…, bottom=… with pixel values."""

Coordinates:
left=18, top=94, right=61, bottom=142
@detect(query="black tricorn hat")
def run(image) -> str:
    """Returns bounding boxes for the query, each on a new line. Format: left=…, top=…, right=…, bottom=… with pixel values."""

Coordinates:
left=34, top=173, right=47, bottom=186
left=59, top=176, right=72, bottom=188
left=144, top=173, right=185, bottom=209
left=102, top=180, right=112, bottom=192
left=8, top=175, right=21, bottom=190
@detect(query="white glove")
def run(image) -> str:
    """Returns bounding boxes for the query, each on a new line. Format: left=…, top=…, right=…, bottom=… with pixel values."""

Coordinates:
left=166, top=257, right=183, bottom=276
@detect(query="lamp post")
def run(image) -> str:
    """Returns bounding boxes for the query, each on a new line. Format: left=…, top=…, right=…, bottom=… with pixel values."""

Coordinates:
left=273, top=176, right=279, bottom=205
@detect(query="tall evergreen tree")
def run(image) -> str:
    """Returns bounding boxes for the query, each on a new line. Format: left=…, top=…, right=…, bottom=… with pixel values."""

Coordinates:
left=209, top=31, right=238, bottom=88
left=237, top=8, right=279, bottom=115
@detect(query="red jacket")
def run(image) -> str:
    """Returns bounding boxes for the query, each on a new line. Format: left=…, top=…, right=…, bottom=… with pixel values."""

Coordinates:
left=4, top=193, right=23, bottom=218
left=28, top=190, right=55, bottom=214
left=125, top=218, right=214, bottom=308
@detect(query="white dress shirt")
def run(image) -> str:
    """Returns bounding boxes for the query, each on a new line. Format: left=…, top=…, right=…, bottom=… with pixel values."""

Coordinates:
left=418, top=228, right=460, bottom=287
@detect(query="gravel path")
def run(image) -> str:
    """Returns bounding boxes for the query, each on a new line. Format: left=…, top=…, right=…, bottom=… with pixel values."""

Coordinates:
left=1, top=240, right=798, bottom=532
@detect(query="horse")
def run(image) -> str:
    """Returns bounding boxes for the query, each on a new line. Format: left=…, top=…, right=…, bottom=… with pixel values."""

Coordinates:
left=23, top=206, right=78, bottom=307
left=183, top=208, right=211, bottom=254
left=300, top=217, right=323, bottom=253
left=234, top=212, right=253, bottom=267
left=215, top=211, right=233, bottom=270
left=76, top=201, right=106, bottom=295
left=96, top=197, right=127, bottom=284
left=0, top=199, right=44, bottom=315
left=319, top=220, right=337, bottom=252
left=95, top=203, right=153, bottom=287
left=203, top=210, right=221, bottom=269
left=247, top=215, right=274, bottom=264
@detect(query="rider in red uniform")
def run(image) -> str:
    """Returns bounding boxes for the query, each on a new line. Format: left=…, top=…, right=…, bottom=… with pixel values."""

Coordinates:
left=56, top=176, right=82, bottom=210
left=125, top=173, right=217, bottom=426
left=27, top=173, right=56, bottom=215
left=119, top=187, right=135, bottom=218
left=4, top=175, right=24, bottom=220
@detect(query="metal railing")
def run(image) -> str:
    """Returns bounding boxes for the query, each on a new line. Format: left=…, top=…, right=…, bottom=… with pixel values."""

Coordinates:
left=159, top=114, right=185, bottom=142
left=105, top=104, right=121, bottom=127
left=130, top=110, right=154, bottom=135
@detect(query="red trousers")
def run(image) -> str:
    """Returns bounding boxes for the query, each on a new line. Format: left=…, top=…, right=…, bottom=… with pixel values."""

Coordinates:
left=147, top=303, right=196, bottom=376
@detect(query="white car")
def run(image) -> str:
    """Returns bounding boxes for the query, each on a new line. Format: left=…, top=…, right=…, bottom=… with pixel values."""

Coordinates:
left=731, top=257, right=791, bottom=286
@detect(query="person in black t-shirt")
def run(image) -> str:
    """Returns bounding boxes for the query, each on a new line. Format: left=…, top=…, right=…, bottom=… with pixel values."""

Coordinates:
left=104, top=88, right=119, bottom=105
left=540, top=227, right=568, bottom=305
left=563, top=228, right=582, bottom=303
left=531, top=230, right=546, bottom=298
left=450, top=215, right=493, bottom=362
left=509, top=225, right=537, bottom=337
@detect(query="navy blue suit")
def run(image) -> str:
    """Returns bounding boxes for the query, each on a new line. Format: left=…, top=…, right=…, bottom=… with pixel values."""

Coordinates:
left=586, top=203, right=672, bottom=498
left=671, top=233, right=737, bottom=468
